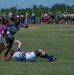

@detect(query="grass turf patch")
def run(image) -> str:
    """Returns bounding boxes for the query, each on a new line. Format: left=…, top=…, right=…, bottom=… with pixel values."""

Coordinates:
left=0, top=24, right=74, bottom=75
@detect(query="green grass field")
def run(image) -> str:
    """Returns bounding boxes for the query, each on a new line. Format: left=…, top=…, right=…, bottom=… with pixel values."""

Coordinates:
left=0, top=24, right=74, bottom=75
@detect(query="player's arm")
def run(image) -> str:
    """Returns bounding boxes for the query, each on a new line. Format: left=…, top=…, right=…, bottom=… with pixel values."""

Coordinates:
left=14, top=40, right=22, bottom=49
left=2, top=31, right=12, bottom=40
left=6, top=40, right=22, bottom=61
left=2, top=30, right=9, bottom=38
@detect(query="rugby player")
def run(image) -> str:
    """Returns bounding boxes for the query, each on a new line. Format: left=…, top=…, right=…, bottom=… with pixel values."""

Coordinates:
left=4, top=17, right=28, bottom=60
left=8, top=40, right=56, bottom=62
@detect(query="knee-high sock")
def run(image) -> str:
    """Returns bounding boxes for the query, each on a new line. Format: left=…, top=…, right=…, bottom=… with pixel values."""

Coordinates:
left=43, top=53, right=52, bottom=61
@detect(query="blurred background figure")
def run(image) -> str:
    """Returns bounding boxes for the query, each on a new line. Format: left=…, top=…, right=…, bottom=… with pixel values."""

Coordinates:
left=8, top=11, right=13, bottom=18
left=20, top=13, right=25, bottom=23
left=41, top=13, right=44, bottom=24
left=32, top=13, right=35, bottom=24
left=25, top=12, right=29, bottom=24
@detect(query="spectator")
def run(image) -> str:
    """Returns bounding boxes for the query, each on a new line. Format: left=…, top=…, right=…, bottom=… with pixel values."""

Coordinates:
left=41, top=13, right=44, bottom=24
left=32, top=13, right=35, bottom=24
left=44, top=13, right=48, bottom=24
left=20, top=14, right=25, bottom=23
left=8, top=11, right=13, bottom=19
left=25, top=12, right=29, bottom=24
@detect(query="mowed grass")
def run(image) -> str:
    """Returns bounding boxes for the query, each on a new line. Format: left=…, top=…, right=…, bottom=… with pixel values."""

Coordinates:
left=0, top=24, right=74, bottom=75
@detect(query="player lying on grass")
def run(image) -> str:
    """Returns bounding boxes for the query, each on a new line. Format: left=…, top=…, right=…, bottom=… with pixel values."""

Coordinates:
left=8, top=40, right=56, bottom=62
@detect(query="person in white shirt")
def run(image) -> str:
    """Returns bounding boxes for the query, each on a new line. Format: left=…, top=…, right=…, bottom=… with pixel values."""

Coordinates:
left=8, top=40, right=56, bottom=62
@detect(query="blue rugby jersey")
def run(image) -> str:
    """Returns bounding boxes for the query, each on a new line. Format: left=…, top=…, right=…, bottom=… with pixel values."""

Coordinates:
left=7, top=22, right=23, bottom=37
left=9, top=22, right=23, bottom=35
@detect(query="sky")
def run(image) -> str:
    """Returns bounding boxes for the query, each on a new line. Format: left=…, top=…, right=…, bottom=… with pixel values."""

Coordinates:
left=0, top=0, right=74, bottom=9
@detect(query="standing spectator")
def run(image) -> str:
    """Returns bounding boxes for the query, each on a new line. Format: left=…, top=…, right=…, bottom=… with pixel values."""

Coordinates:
left=3, top=12, right=7, bottom=19
left=32, top=13, right=35, bottom=24
left=44, top=13, right=48, bottom=24
left=0, top=15, right=2, bottom=19
left=41, top=13, right=44, bottom=24
left=71, top=13, right=74, bottom=24
left=63, top=12, right=68, bottom=25
left=50, top=12, right=54, bottom=24
left=25, top=13, right=29, bottom=24
left=59, top=13, right=63, bottom=24
left=8, top=11, right=13, bottom=19
left=55, top=13, right=60, bottom=24
left=67, top=13, right=72, bottom=25
left=48, top=12, right=51, bottom=24
left=20, top=14, right=25, bottom=23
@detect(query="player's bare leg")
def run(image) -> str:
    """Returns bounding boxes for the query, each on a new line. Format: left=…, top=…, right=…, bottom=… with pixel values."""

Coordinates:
left=38, top=49, right=56, bottom=61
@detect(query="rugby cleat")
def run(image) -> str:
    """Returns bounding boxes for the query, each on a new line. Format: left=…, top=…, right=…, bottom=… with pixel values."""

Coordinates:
left=50, top=57, right=57, bottom=62
left=5, top=56, right=9, bottom=60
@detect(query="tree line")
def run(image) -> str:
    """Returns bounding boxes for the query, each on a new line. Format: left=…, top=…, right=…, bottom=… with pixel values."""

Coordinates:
left=0, top=3, right=74, bottom=17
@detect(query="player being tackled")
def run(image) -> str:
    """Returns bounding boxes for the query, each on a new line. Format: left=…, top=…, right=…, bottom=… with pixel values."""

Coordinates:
left=8, top=40, right=56, bottom=62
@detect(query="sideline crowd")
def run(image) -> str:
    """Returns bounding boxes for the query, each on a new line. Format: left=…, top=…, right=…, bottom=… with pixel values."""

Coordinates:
left=0, top=11, right=74, bottom=25
left=41, top=12, right=74, bottom=25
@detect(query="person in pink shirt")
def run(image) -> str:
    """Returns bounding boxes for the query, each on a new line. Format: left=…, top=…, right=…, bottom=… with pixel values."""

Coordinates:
left=0, top=19, right=10, bottom=55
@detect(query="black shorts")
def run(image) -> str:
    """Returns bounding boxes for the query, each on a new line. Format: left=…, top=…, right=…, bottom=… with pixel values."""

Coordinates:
left=5, top=37, right=14, bottom=45
left=34, top=50, right=40, bottom=58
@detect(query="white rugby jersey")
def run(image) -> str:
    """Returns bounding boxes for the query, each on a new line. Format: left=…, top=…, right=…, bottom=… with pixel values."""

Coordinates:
left=13, top=48, right=26, bottom=61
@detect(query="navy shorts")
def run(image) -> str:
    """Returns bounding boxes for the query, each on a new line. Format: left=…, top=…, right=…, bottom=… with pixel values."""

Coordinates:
left=5, top=37, right=14, bottom=46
